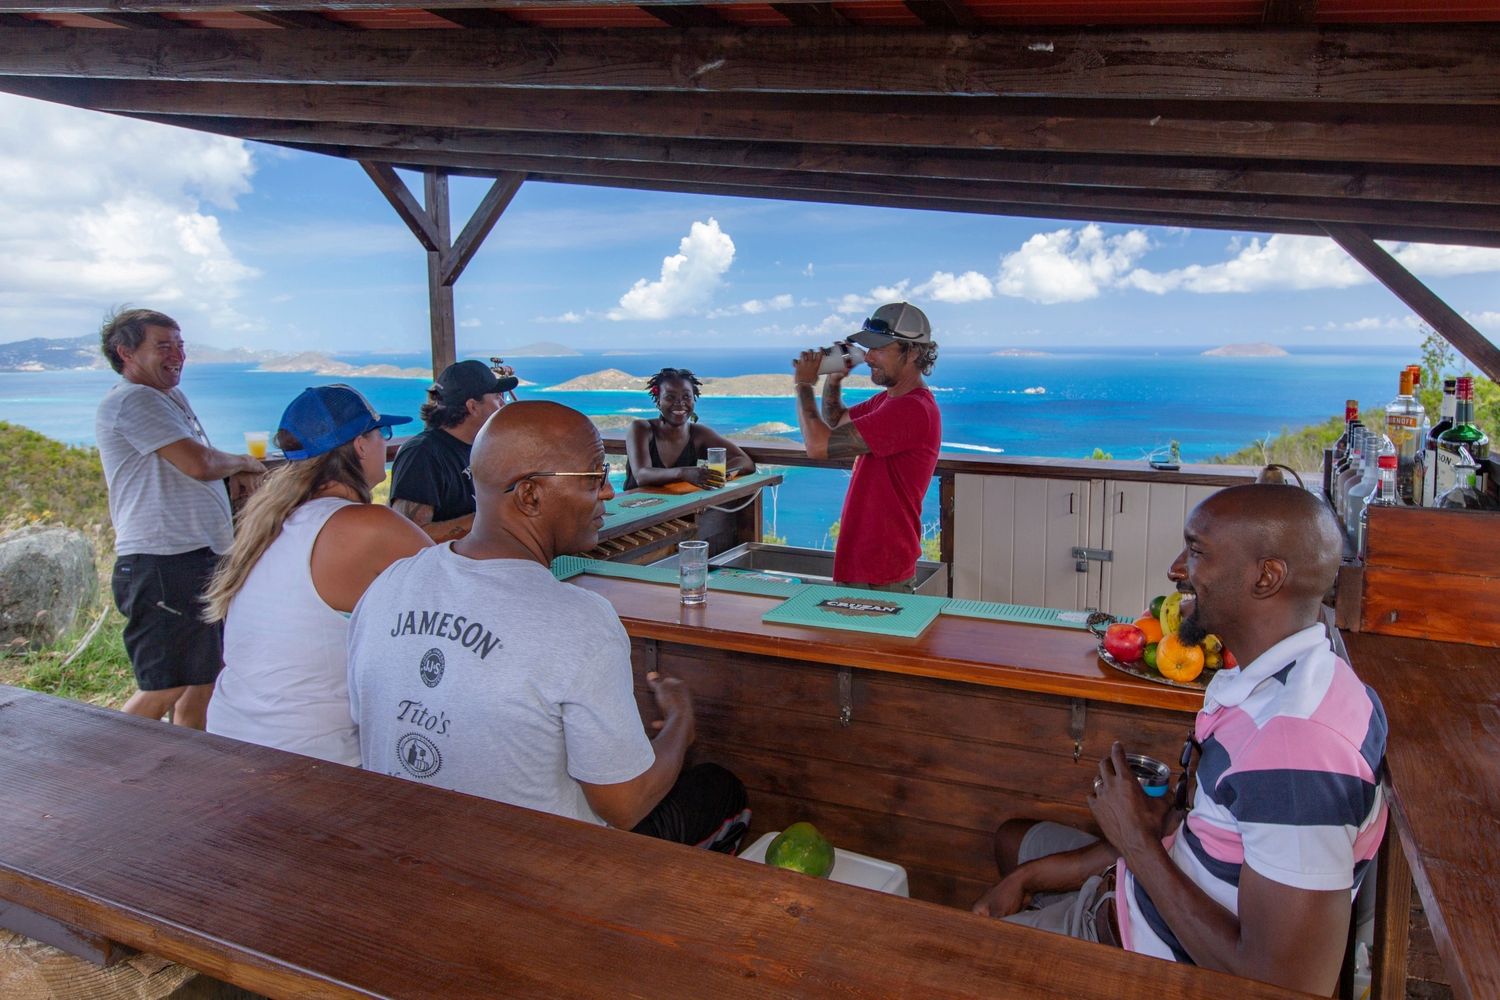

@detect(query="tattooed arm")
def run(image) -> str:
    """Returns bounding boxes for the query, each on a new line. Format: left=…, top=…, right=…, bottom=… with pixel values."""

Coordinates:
left=391, top=498, right=474, bottom=542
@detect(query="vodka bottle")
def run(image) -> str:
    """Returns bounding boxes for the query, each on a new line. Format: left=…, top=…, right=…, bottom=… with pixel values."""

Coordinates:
left=1326, top=399, right=1359, bottom=500
left=1345, top=433, right=1383, bottom=542
left=1435, top=376, right=1490, bottom=498
left=1335, top=427, right=1368, bottom=520
left=1384, top=368, right=1423, bottom=504
left=1435, top=448, right=1500, bottom=510
left=1418, top=378, right=1458, bottom=505
left=1358, top=447, right=1401, bottom=559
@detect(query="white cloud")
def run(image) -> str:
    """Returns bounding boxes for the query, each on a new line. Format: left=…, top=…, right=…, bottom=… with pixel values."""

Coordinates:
left=459, top=317, right=481, bottom=328
left=758, top=312, right=851, bottom=341
left=832, top=281, right=910, bottom=315
left=1468, top=310, right=1500, bottom=330
left=997, top=224, right=1152, bottom=304
left=0, top=94, right=258, bottom=336
left=607, top=217, right=735, bottom=321
left=803, top=263, right=815, bottom=277
left=1128, top=235, right=1500, bottom=296
left=707, top=293, right=794, bottom=318
left=915, top=270, right=995, bottom=303
left=537, top=310, right=586, bottom=324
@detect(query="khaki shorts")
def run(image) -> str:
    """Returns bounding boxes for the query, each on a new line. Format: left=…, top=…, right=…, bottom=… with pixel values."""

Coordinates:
left=1002, top=821, right=1118, bottom=945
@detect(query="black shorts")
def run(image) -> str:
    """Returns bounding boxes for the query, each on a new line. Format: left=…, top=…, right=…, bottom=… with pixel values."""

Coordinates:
left=110, top=548, right=224, bottom=691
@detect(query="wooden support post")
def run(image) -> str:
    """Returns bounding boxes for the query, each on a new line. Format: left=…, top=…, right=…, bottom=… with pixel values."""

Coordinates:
left=424, top=169, right=456, bottom=378
left=359, top=161, right=525, bottom=379
left=1370, top=818, right=1411, bottom=1000
left=1323, top=223, right=1500, bottom=384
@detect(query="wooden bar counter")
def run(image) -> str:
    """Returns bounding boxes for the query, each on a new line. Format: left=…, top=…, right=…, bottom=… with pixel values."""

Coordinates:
left=571, top=575, right=1201, bottom=907
left=0, top=686, right=1308, bottom=1000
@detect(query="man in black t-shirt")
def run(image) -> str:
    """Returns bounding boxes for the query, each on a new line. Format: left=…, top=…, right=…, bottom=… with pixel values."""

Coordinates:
left=389, top=360, right=518, bottom=541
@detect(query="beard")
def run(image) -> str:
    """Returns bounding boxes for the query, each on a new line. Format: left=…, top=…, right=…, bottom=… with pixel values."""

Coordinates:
left=869, top=366, right=893, bottom=386
left=1177, top=609, right=1209, bottom=646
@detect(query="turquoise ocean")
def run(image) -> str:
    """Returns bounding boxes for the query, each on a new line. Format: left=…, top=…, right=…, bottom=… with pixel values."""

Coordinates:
left=0, top=346, right=1421, bottom=548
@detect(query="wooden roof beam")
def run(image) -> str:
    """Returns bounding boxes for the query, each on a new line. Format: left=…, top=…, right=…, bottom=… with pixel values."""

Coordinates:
left=1324, top=224, right=1500, bottom=383
left=426, top=8, right=518, bottom=28
left=771, top=3, right=846, bottom=27
left=82, top=11, right=187, bottom=28
left=5, top=77, right=1497, bottom=170
left=293, top=140, right=1500, bottom=247
left=136, top=114, right=1500, bottom=207
left=1262, top=0, right=1317, bottom=25
left=903, top=1, right=979, bottom=29
left=239, top=11, right=356, bottom=29
left=1, top=25, right=1496, bottom=105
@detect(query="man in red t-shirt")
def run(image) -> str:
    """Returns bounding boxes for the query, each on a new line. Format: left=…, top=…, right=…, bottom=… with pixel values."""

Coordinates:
left=792, top=302, right=942, bottom=591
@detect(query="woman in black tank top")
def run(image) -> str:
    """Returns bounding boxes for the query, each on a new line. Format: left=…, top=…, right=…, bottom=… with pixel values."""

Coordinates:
left=624, top=368, right=755, bottom=491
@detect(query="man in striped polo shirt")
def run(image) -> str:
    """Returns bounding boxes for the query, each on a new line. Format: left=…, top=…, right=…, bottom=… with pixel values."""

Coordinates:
left=974, top=485, right=1387, bottom=995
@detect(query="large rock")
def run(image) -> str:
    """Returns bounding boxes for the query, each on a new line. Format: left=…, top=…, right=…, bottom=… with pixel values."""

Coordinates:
left=0, top=526, right=97, bottom=652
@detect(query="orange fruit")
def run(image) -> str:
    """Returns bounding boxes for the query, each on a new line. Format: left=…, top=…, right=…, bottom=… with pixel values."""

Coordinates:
left=1132, top=616, right=1164, bottom=644
left=1156, top=634, right=1205, bottom=683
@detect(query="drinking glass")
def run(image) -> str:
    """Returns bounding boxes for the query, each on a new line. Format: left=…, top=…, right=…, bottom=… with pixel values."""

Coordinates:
left=678, top=540, right=709, bottom=605
left=706, top=447, right=728, bottom=482
left=244, top=430, right=269, bottom=460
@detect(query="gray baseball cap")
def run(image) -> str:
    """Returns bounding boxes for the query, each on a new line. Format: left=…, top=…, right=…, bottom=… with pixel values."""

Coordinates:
left=848, top=302, right=932, bottom=349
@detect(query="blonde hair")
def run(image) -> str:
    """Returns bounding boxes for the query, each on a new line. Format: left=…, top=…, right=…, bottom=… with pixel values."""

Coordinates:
left=202, top=437, right=371, bottom=623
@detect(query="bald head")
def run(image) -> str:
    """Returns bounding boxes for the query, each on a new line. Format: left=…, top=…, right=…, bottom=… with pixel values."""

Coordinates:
left=470, top=400, right=602, bottom=497
left=1196, top=484, right=1342, bottom=604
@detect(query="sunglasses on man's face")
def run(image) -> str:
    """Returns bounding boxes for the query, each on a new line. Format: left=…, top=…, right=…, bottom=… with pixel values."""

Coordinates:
left=503, top=463, right=612, bottom=494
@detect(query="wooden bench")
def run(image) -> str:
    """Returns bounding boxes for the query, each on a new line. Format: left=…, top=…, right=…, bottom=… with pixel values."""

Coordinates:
left=0, top=685, right=1311, bottom=999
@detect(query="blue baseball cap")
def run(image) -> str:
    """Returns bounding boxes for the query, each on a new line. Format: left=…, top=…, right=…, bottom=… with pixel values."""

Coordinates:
left=277, top=384, right=412, bottom=460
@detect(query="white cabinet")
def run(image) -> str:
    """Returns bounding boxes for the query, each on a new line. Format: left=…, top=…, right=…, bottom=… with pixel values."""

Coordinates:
left=953, top=474, right=1224, bottom=615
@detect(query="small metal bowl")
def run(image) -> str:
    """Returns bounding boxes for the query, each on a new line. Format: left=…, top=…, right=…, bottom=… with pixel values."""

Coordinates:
left=1126, top=753, right=1171, bottom=797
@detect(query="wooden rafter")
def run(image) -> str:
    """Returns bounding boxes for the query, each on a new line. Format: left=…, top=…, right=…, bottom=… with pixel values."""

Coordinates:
left=3, top=77, right=1495, bottom=171
left=1324, top=224, right=1500, bottom=383
left=123, top=114, right=1500, bottom=208
left=2, top=26, right=1495, bottom=104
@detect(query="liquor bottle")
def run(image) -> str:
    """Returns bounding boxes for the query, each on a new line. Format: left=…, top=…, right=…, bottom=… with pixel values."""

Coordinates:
left=1358, top=444, right=1402, bottom=559
left=1346, top=433, right=1388, bottom=542
left=1409, top=366, right=1431, bottom=444
left=1435, top=448, right=1500, bottom=510
left=1384, top=368, right=1423, bottom=504
left=1418, top=378, right=1458, bottom=505
left=1435, top=376, right=1490, bottom=498
left=1326, top=399, right=1359, bottom=501
left=1335, top=426, right=1368, bottom=521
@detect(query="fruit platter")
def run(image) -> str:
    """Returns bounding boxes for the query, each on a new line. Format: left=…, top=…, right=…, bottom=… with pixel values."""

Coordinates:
left=1086, top=593, right=1237, bottom=692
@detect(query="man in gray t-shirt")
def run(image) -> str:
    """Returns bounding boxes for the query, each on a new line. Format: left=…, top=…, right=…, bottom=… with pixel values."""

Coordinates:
left=96, top=309, right=264, bottom=728
left=349, top=401, right=748, bottom=849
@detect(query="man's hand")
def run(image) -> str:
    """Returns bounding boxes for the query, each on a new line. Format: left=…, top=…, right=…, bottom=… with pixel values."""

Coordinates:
left=647, top=671, right=695, bottom=743
left=972, top=871, right=1029, bottom=919
left=792, top=349, right=824, bottom=386
left=1089, top=742, right=1173, bottom=860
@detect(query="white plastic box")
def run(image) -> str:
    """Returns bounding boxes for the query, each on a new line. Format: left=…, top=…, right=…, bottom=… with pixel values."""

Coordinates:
left=739, top=832, right=910, bottom=897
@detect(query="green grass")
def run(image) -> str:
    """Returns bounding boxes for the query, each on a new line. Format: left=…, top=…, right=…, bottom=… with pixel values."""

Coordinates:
left=0, top=421, right=134, bottom=708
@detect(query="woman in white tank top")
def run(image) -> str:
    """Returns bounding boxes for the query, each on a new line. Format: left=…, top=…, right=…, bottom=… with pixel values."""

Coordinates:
left=202, top=385, right=431, bottom=764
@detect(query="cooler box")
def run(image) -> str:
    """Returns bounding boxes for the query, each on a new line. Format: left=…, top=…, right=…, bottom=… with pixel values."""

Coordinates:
left=740, top=832, right=910, bottom=897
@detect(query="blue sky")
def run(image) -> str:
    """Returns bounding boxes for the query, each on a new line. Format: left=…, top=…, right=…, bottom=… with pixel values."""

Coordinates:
left=3, top=92, right=1498, bottom=357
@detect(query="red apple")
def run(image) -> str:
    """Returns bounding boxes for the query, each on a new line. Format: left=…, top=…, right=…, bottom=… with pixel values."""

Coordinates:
left=1103, top=623, right=1147, bottom=663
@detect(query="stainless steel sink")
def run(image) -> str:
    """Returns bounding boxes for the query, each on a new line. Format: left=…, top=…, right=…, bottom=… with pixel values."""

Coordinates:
left=657, top=542, right=949, bottom=596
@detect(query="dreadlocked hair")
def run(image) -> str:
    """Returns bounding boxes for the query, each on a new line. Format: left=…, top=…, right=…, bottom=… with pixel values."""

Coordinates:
left=646, top=368, right=704, bottom=422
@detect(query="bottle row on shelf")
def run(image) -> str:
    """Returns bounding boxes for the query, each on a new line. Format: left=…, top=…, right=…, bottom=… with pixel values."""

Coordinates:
left=1326, top=368, right=1495, bottom=557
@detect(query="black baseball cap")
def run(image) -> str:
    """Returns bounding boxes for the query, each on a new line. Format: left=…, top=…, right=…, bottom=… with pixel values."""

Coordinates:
left=434, top=359, right=519, bottom=405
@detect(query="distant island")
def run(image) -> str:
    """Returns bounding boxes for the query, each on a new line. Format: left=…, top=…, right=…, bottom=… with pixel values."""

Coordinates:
left=491, top=341, right=580, bottom=357
left=991, top=348, right=1051, bottom=357
left=257, top=352, right=430, bottom=379
left=1202, top=342, right=1288, bottom=357
left=549, top=369, right=877, bottom=396
left=741, top=421, right=797, bottom=435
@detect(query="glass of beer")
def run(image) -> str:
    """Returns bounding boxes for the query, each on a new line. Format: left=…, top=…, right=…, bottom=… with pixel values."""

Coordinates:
left=706, top=447, right=728, bottom=483
left=678, top=540, right=709, bottom=605
left=244, top=430, right=269, bottom=460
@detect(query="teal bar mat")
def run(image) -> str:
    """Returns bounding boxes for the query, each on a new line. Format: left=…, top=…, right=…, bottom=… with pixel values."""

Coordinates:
left=601, top=471, right=781, bottom=527
left=578, top=560, right=680, bottom=585
left=762, top=585, right=947, bottom=639
left=941, top=599, right=1093, bottom=630
left=708, top=568, right=808, bottom=598
left=550, top=555, right=591, bottom=581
